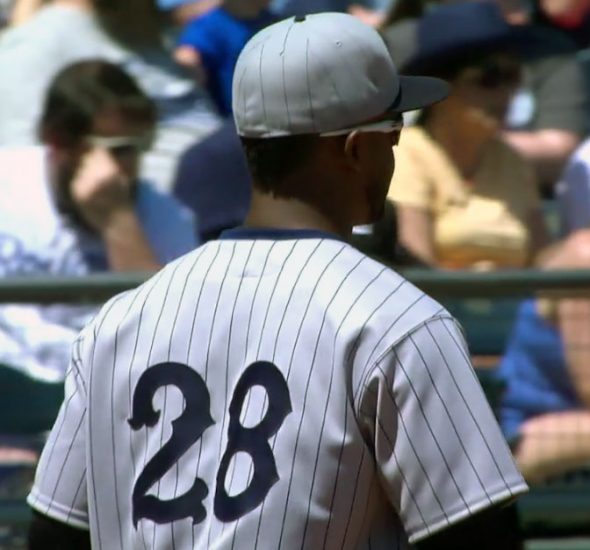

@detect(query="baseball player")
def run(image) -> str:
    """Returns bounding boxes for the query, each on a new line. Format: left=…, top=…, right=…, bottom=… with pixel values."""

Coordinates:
left=27, top=12, right=528, bottom=550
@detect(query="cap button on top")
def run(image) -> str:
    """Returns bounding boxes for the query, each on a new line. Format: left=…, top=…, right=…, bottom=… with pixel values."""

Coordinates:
left=294, top=15, right=306, bottom=22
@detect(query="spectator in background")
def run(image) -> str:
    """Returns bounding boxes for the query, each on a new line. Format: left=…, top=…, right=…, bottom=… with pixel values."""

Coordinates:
left=498, top=227, right=590, bottom=483
left=173, top=119, right=251, bottom=241
left=0, top=0, right=14, bottom=27
left=494, top=66, right=590, bottom=484
left=529, top=0, right=590, bottom=50
left=0, top=0, right=220, bottom=191
left=498, top=0, right=588, bottom=190
left=384, top=0, right=590, bottom=50
left=382, top=0, right=589, bottom=190
left=387, top=1, right=548, bottom=269
left=2, top=0, right=43, bottom=27
left=557, top=135, right=590, bottom=234
left=0, top=60, right=197, bottom=382
left=169, top=0, right=276, bottom=116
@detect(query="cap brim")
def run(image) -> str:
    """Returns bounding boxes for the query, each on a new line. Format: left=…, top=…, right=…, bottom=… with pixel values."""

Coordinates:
left=390, top=75, right=450, bottom=113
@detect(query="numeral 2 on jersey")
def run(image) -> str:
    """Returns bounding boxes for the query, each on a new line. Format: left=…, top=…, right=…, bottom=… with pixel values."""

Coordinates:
left=128, top=361, right=292, bottom=527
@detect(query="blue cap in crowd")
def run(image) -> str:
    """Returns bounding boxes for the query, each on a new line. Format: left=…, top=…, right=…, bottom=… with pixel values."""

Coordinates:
left=404, top=1, right=523, bottom=73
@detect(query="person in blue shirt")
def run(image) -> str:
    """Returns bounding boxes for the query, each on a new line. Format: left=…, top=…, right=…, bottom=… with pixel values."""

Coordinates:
left=169, top=0, right=275, bottom=116
left=498, top=228, right=590, bottom=484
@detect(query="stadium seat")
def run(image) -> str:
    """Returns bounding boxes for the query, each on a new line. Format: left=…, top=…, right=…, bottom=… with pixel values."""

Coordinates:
left=0, top=365, right=63, bottom=435
left=519, top=470, right=590, bottom=539
left=443, top=297, right=519, bottom=357
left=0, top=365, right=64, bottom=534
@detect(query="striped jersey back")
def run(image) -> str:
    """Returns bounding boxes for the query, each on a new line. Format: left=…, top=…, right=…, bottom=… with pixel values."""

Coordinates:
left=28, top=234, right=527, bottom=549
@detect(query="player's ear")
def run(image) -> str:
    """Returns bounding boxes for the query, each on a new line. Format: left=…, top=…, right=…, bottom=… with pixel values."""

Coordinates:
left=344, top=131, right=363, bottom=173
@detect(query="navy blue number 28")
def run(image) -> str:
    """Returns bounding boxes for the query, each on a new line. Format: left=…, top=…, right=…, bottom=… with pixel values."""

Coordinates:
left=128, top=361, right=291, bottom=527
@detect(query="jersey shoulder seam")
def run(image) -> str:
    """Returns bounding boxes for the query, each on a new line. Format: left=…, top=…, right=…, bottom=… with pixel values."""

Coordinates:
left=368, top=310, right=453, bottom=377
left=354, top=309, right=453, bottom=412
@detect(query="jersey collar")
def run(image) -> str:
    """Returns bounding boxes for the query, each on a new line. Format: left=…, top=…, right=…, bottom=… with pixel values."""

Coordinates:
left=218, top=226, right=346, bottom=243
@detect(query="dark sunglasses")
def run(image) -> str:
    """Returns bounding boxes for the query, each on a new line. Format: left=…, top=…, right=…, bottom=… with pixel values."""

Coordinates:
left=86, top=134, right=153, bottom=157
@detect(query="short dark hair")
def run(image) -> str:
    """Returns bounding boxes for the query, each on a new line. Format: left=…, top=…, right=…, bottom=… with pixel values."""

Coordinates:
left=39, top=60, right=156, bottom=147
left=240, top=135, right=320, bottom=197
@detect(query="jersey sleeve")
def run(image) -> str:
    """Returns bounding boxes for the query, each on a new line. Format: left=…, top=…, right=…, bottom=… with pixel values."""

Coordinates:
left=358, top=315, right=528, bottom=544
left=27, top=333, right=90, bottom=530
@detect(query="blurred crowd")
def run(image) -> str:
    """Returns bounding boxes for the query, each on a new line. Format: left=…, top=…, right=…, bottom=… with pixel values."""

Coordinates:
left=1, top=0, right=590, bottom=491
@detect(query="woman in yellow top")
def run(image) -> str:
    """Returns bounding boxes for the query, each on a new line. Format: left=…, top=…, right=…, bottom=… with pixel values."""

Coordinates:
left=387, top=2, right=590, bottom=489
left=388, top=2, right=549, bottom=270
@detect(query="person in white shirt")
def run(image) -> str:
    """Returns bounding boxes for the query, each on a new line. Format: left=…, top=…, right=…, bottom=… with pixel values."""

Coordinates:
left=0, top=59, right=197, bottom=382
left=0, top=0, right=221, bottom=191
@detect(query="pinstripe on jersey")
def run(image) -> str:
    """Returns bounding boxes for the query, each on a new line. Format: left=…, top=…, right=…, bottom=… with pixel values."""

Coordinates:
left=28, top=228, right=527, bottom=549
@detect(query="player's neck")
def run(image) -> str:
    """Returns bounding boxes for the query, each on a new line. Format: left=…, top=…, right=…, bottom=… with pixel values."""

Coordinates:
left=244, top=191, right=351, bottom=239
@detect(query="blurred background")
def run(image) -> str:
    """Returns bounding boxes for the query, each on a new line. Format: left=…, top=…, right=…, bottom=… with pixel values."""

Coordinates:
left=1, top=0, right=590, bottom=548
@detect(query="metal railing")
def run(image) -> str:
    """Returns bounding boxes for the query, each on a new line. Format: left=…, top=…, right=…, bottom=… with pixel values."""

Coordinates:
left=2, top=267, right=590, bottom=540
left=1, top=268, right=590, bottom=303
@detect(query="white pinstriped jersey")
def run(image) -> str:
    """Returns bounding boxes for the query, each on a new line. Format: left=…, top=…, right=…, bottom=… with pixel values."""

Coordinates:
left=28, top=228, right=527, bottom=549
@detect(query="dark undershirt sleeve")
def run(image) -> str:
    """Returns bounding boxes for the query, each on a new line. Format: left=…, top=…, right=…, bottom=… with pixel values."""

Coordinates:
left=415, top=501, right=524, bottom=550
left=29, top=510, right=91, bottom=550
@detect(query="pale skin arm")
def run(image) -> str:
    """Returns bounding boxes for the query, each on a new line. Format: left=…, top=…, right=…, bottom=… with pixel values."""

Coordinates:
left=559, top=298, right=590, bottom=407
left=8, top=0, right=45, bottom=26
left=173, top=46, right=208, bottom=85
left=536, top=227, right=590, bottom=270
left=71, top=148, right=160, bottom=272
left=395, top=204, right=437, bottom=267
left=502, top=129, right=581, bottom=188
left=514, top=229, right=590, bottom=483
left=548, top=230, right=590, bottom=407
left=98, top=208, right=160, bottom=272
left=174, top=45, right=201, bottom=69
left=347, top=4, right=387, bottom=28
left=515, top=411, right=590, bottom=484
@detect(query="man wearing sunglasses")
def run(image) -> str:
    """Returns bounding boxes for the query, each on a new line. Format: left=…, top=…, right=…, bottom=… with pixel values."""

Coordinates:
left=40, top=59, right=197, bottom=273
left=0, top=59, right=197, bottom=382
left=29, top=13, right=527, bottom=550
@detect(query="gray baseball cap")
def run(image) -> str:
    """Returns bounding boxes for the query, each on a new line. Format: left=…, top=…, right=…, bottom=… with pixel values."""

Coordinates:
left=232, top=12, right=449, bottom=138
